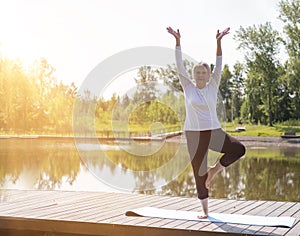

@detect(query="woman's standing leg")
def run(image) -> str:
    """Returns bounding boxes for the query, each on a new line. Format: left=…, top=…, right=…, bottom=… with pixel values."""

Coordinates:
left=185, top=130, right=212, bottom=218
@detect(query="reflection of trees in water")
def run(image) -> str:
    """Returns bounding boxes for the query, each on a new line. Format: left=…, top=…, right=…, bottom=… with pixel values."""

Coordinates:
left=160, top=166, right=197, bottom=197
left=281, top=147, right=299, bottom=158
left=99, top=141, right=180, bottom=171
left=133, top=172, right=156, bottom=194
left=82, top=141, right=191, bottom=192
left=138, top=151, right=300, bottom=202
left=0, top=139, right=81, bottom=190
left=242, top=157, right=300, bottom=202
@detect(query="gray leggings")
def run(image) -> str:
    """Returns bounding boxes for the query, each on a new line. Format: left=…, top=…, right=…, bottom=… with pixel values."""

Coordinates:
left=185, top=129, right=246, bottom=199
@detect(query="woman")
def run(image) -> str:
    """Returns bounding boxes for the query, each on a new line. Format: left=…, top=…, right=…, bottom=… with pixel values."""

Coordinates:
left=166, top=26, right=246, bottom=219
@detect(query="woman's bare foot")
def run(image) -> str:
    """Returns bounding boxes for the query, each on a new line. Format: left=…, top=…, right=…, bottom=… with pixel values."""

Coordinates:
left=197, top=212, right=208, bottom=219
left=205, top=161, right=224, bottom=189
left=199, top=198, right=208, bottom=219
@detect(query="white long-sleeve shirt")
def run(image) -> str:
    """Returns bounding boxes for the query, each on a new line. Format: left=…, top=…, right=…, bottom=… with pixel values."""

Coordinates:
left=175, top=46, right=222, bottom=131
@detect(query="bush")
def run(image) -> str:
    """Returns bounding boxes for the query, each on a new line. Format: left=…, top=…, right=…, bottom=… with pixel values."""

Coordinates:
left=277, top=119, right=300, bottom=126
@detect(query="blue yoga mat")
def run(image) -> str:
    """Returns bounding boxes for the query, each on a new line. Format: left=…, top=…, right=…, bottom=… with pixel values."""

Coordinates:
left=126, top=207, right=295, bottom=228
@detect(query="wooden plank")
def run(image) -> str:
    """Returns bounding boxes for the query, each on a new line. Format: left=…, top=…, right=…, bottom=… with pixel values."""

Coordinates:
left=0, top=190, right=55, bottom=209
left=0, top=190, right=76, bottom=213
left=271, top=202, right=300, bottom=235
left=1, top=191, right=106, bottom=217
left=0, top=189, right=27, bottom=202
left=116, top=195, right=189, bottom=225
left=100, top=194, right=177, bottom=224
left=70, top=193, right=152, bottom=221
left=285, top=219, right=300, bottom=236
left=89, top=196, right=155, bottom=223
left=284, top=209, right=300, bottom=236
left=1, top=190, right=85, bottom=206
left=35, top=192, right=126, bottom=219
left=223, top=200, right=294, bottom=233
left=256, top=201, right=296, bottom=235
left=239, top=201, right=286, bottom=235
left=221, top=200, right=274, bottom=234
left=31, top=194, right=115, bottom=220
left=112, top=196, right=202, bottom=226
left=253, top=200, right=292, bottom=234
left=229, top=200, right=266, bottom=215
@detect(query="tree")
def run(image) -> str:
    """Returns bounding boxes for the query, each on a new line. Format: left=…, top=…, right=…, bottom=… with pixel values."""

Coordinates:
left=231, top=62, right=245, bottom=120
left=158, top=59, right=194, bottom=92
left=219, top=65, right=233, bottom=121
left=235, top=22, right=282, bottom=125
left=133, top=66, right=158, bottom=104
left=274, top=64, right=293, bottom=121
left=241, top=69, right=265, bottom=123
left=0, top=55, right=78, bottom=134
left=279, top=0, right=300, bottom=119
left=130, top=66, right=159, bottom=124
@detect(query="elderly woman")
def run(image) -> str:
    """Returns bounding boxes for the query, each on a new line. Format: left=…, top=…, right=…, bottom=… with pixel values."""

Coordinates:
left=167, top=26, right=246, bottom=219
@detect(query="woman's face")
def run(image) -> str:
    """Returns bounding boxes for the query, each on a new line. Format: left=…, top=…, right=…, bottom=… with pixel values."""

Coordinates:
left=194, top=65, right=210, bottom=89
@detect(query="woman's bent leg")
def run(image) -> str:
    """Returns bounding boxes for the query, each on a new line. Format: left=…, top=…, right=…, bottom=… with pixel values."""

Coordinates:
left=208, top=129, right=245, bottom=167
left=205, top=129, right=246, bottom=187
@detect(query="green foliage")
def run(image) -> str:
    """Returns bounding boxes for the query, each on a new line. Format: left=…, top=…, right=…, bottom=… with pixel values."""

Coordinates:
left=231, top=62, right=245, bottom=120
left=278, top=119, right=300, bottom=126
left=232, top=0, right=300, bottom=125
left=278, top=0, right=300, bottom=119
left=158, top=59, right=194, bottom=92
left=224, top=121, right=300, bottom=136
left=0, top=57, right=77, bottom=134
left=235, top=22, right=282, bottom=126
left=219, top=64, right=233, bottom=121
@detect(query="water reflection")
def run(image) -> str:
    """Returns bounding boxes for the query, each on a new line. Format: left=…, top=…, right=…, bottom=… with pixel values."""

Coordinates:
left=0, top=138, right=299, bottom=202
left=75, top=138, right=191, bottom=191
left=0, top=139, right=80, bottom=190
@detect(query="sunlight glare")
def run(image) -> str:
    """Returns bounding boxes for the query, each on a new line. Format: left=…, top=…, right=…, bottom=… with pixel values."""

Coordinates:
left=0, top=40, right=38, bottom=68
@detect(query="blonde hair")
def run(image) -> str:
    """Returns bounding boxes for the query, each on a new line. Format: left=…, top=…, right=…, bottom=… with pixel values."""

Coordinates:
left=192, top=62, right=211, bottom=78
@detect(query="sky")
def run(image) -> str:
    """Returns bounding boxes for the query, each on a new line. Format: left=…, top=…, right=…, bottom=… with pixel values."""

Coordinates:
left=0, top=0, right=285, bottom=98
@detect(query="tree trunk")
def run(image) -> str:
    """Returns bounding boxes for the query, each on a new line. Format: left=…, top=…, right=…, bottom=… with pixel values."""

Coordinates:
left=268, top=88, right=273, bottom=126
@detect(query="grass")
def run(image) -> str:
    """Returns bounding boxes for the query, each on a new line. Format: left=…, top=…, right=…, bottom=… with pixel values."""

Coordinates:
left=98, top=121, right=299, bottom=137
left=223, top=122, right=300, bottom=137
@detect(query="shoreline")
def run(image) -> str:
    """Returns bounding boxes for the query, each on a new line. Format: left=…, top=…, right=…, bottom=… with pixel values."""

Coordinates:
left=0, top=134, right=299, bottom=147
left=166, top=134, right=300, bottom=147
left=234, top=135, right=300, bottom=147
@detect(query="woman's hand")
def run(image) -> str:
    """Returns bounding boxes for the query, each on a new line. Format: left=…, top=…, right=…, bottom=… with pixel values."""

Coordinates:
left=167, top=26, right=181, bottom=40
left=167, top=26, right=181, bottom=46
left=216, top=27, right=230, bottom=56
left=216, top=27, right=230, bottom=41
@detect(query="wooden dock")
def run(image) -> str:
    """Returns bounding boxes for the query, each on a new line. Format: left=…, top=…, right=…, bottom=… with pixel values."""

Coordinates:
left=0, top=189, right=299, bottom=235
left=0, top=131, right=183, bottom=142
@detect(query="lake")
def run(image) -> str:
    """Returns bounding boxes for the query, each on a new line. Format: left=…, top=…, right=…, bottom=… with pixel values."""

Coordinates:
left=0, top=137, right=299, bottom=202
